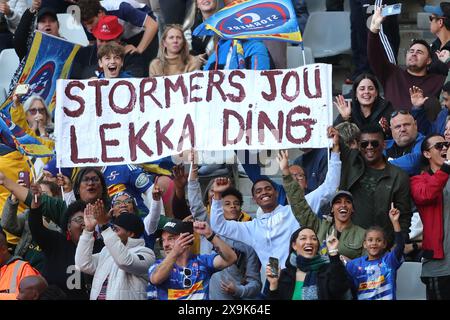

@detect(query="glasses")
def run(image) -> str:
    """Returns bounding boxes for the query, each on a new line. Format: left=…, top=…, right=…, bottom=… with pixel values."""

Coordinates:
left=429, top=15, right=444, bottom=22
left=360, top=140, right=380, bottom=149
left=391, top=110, right=410, bottom=119
left=113, top=198, right=133, bottom=206
left=71, top=216, right=85, bottom=224
left=428, top=141, right=450, bottom=151
left=81, top=176, right=101, bottom=184
left=28, top=108, right=47, bottom=115
left=181, top=267, right=192, bottom=288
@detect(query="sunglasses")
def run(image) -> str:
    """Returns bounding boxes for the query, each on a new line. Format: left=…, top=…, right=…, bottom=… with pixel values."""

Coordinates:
left=360, top=140, right=381, bottom=149
left=428, top=141, right=450, bottom=151
left=181, top=267, right=192, bottom=288
left=391, top=110, right=410, bottom=119
left=429, top=15, right=444, bottom=22
left=28, top=108, right=47, bottom=115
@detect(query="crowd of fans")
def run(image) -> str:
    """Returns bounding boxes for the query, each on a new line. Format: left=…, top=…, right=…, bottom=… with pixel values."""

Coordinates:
left=1, top=0, right=450, bottom=301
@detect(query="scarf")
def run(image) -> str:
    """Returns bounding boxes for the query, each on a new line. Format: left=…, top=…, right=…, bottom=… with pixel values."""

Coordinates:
left=289, top=252, right=330, bottom=300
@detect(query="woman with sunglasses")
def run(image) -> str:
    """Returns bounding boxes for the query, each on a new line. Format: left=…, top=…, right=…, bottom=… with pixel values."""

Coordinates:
left=410, top=134, right=450, bottom=300
left=334, top=73, right=394, bottom=137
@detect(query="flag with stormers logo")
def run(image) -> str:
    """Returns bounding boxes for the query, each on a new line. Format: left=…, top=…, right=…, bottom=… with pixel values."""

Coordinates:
left=0, top=31, right=80, bottom=115
left=193, top=0, right=302, bottom=43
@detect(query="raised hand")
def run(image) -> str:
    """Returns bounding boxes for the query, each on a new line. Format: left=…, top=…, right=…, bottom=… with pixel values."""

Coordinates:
left=189, top=149, right=199, bottom=181
left=436, top=49, right=450, bottom=63
left=193, top=220, right=213, bottom=237
left=171, top=232, right=195, bottom=257
left=31, top=0, right=42, bottom=13
left=152, top=184, right=163, bottom=201
left=83, top=204, right=98, bottom=232
left=326, top=234, right=339, bottom=255
left=172, top=164, right=188, bottom=191
left=327, top=126, right=340, bottom=152
left=409, top=86, right=429, bottom=108
left=369, top=6, right=385, bottom=33
left=29, top=183, right=41, bottom=209
left=56, top=173, right=72, bottom=193
left=333, top=95, right=351, bottom=121
left=0, top=2, right=11, bottom=16
left=265, top=264, right=280, bottom=289
left=92, top=199, right=110, bottom=225
left=276, top=150, right=289, bottom=175
left=389, top=202, right=401, bottom=232
left=212, top=177, right=231, bottom=195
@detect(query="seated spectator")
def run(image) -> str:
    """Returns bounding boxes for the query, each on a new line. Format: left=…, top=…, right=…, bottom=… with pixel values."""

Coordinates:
left=17, top=275, right=48, bottom=300
left=148, top=219, right=237, bottom=300
left=149, top=24, right=203, bottom=77
left=77, top=0, right=159, bottom=64
left=338, top=124, right=412, bottom=247
left=346, top=205, right=405, bottom=300
left=75, top=209, right=155, bottom=300
left=368, top=7, right=445, bottom=114
left=334, top=73, right=394, bottom=137
left=280, top=150, right=365, bottom=261
left=266, top=228, right=351, bottom=300
left=385, top=110, right=425, bottom=176
left=72, top=15, right=148, bottom=79
left=0, top=0, right=27, bottom=53
left=0, top=229, right=40, bottom=300
left=28, top=196, right=96, bottom=299
left=1, top=180, right=61, bottom=272
left=410, top=134, right=450, bottom=300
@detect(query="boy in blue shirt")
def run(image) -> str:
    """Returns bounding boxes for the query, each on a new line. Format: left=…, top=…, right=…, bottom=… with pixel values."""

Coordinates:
left=346, top=203, right=405, bottom=300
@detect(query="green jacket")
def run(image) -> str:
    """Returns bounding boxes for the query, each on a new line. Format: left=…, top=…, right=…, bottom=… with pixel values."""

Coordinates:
left=25, top=192, right=67, bottom=229
left=338, top=139, right=412, bottom=244
left=283, top=175, right=366, bottom=260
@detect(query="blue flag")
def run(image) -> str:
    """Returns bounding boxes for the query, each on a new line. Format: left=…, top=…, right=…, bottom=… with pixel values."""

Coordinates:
left=193, top=0, right=302, bottom=43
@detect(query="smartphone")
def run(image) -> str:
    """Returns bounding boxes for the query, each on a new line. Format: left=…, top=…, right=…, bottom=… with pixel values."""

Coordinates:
left=18, top=171, right=30, bottom=188
left=15, top=84, right=30, bottom=96
left=381, top=3, right=402, bottom=17
left=268, top=257, right=279, bottom=277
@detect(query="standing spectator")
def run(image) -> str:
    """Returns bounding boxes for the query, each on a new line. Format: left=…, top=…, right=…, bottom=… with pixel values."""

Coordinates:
left=77, top=0, right=159, bottom=64
left=0, top=0, right=27, bottom=53
left=75, top=209, right=155, bottom=300
left=28, top=195, right=95, bottom=299
left=368, top=6, right=445, bottom=113
left=424, top=2, right=450, bottom=76
left=148, top=219, right=237, bottom=300
left=266, top=228, right=351, bottom=300
left=280, top=150, right=366, bottom=261
left=338, top=124, right=412, bottom=246
left=410, top=134, right=450, bottom=300
left=346, top=204, right=405, bottom=300
left=0, top=229, right=39, bottom=300
left=149, top=24, right=203, bottom=76
left=334, top=73, right=393, bottom=136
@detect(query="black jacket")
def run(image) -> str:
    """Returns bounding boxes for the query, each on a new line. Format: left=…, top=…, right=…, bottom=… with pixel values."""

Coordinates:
left=429, top=38, right=450, bottom=76
left=13, top=9, right=35, bottom=60
left=267, top=254, right=352, bottom=300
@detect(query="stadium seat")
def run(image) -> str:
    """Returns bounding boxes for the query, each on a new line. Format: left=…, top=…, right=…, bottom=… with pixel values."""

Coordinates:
left=0, top=49, right=20, bottom=101
left=287, top=45, right=314, bottom=68
left=57, top=13, right=89, bottom=47
left=396, top=262, right=426, bottom=300
left=302, top=11, right=351, bottom=59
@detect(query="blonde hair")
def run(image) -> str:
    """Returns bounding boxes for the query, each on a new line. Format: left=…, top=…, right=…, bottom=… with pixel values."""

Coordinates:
left=156, top=24, right=190, bottom=71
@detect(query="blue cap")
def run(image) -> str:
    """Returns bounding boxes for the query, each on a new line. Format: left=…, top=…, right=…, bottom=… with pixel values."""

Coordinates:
left=424, top=3, right=450, bottom=18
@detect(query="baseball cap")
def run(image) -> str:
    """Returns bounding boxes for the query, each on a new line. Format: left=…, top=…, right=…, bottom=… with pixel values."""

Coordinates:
left=156, top=219, right=194, bottom=238
left=113, top=213, right=144, bottom=238
left=37, top=7, right=58, bottom=23
left=330, top=190, right=353, bottom=205
left=424, top=2, right=450, bottom=18
left=92, top=15, right=123, bottom=41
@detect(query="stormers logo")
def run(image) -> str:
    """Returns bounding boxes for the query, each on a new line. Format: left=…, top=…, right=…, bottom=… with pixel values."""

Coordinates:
left=218, top=2, right=289, bottom=35
left=22, top=61, right=55, bottom=102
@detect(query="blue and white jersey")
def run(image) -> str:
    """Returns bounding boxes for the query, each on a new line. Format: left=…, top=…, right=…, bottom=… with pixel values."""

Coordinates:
left=102, top=164, right=154, bottom=213
left=101, top=0, right=155, bottom=39
left=346, top=250, right=403, bottom=300
left=147, top=254, right=218, bottom=300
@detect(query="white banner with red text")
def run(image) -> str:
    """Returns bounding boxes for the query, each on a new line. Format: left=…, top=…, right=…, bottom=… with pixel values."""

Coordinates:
left=55, top=64, right=332, bottom=167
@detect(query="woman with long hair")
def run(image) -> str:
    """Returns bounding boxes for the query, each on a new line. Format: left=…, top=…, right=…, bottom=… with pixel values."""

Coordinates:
left=149, top=24, right=203, bottom=76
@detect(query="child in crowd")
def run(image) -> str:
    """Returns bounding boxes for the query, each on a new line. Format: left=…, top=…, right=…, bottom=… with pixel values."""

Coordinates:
left=345, top=203, right=405, bottom=300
